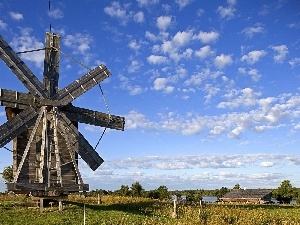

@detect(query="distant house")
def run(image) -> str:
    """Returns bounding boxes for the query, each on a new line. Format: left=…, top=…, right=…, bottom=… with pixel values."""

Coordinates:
left=219, top=189, right=273, bottom=204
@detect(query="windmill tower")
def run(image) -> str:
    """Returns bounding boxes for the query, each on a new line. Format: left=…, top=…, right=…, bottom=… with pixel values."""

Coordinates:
left=0, top=32, right=125, bottom=198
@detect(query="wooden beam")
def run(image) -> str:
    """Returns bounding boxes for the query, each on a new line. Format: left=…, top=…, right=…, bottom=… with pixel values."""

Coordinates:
left=55, top=65, right=111, bottom=106
left=0, top=106, right=38, bottom=148
left=62, top=105, right=125, bottom=131
left=43, top=32, right=60, bottom=97
left=57, top=112, right=104, bottom=171
left=0, top=35, right=48, bottom=99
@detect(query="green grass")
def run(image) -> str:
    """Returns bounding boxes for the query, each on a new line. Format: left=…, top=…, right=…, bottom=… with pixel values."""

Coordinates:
left=1, top=195, right=300, bottom=225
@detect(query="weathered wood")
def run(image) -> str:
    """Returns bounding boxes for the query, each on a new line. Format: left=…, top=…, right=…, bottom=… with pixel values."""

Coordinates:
left=0, top=32, right=125, bottom=196
left=0, top=106, right=38, bottom=148
left=62, top=105, right=125, bottom=131
left=0, top=35, right=48, bottom=99
left=43, top=32, right=60, bottom=97
left=0, top=88, right=33, bottom=109
left=54, top=65, right=111, bottom=106
left=57, top=111, right=104, bottom=171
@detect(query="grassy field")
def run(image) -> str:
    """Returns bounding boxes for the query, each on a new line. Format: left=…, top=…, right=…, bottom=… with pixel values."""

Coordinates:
left=0, top=194, right=300, bottom=225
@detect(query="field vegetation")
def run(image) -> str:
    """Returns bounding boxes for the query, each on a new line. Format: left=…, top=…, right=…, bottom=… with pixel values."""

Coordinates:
left=1, top=194, right=300, bottom=225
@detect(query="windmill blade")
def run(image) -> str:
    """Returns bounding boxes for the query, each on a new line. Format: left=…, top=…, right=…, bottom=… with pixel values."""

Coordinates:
left=0, top=106, right=38, bottom=148
left=0, top=35, right=49, bottom=99
left=0, top=88, right=34, bottom=109
left=55, top=65, right=110, bottom=106
left=62, top=105, right=125, bottom=131
left=56, top=111, right=104, bottom=171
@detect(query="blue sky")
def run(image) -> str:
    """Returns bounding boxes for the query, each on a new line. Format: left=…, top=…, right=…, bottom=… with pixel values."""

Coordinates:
left=0, top=0, right=300, bottom=192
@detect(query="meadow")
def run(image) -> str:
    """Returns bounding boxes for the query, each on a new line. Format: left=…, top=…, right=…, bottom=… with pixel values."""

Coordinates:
left=0, top=194, right=300, bottom=225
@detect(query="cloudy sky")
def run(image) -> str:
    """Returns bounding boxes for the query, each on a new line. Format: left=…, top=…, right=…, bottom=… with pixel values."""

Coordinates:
left=0, top=0, right=300, bottom=192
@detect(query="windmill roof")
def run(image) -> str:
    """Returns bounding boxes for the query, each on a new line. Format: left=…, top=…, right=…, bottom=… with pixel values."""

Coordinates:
left=221, top=189, right=273, bottom=199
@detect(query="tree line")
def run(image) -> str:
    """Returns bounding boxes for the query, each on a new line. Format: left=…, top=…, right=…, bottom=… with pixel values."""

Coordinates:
left=1, top=166, right=299, bottom=203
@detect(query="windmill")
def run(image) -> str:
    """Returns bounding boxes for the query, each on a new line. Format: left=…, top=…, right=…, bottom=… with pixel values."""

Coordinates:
left=0, top=32, right=125, bottom=198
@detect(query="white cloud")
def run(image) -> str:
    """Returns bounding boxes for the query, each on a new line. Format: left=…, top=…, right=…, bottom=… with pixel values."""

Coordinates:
left=214, top=54, right=233, bottom=69
left=241, top=25, right=264, bottom=38
left=9, top=12, right=23, bottom=20
left=195, top=31, right=220, bottom=44
left=175, top=0, right=194, bottom=10
left=136, top=0, right=159, bottom=7
left=260, top=161, right=275, bottom=167
left=118, top=74, right=144, bottom=95
left=48, top=8, right=64, bottom=19
left=134, top=11, right=145, bottom=23
left=154, top=77, right=167, bottom=90
left=128, top=60, right=143, bottom=73
left=248, top=68, right=261, bottom=82
left=156, top=16, right=172, bottom=30
left=145, top=31, right=158, bottom=42
left=204, top=84, right=220, bottom=103
left=147, top=55, right=168, bottom=64
left=104, top=1, right=128, bottom=24
left=153, top=77, right=174, bottom=93
left=241, top=50, right=267, bottom=64
left=217, top=88, right=261, bottom=109
left=173, top=30, right=193, bottom=46
left=195, top=45, right=215, bottom=59
left=289, top=58, right=300, bottom=68
left=10, top=28, right=44, bottom=68
left=217, top=0, right=236, bottom=20
left=128, top=40, right=141, bottom=51
left=0, top=20, right=7, bottom=30
left=270, top=45, right=288, bottom=63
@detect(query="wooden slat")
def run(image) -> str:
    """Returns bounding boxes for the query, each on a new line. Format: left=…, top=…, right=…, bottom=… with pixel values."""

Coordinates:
left=62, top=105, right=125, bottom=131
left=0, top=35, right=48, bottom=99
left=0, top=88, right=34, bottom=109
left=55, top=65, right=110, bottom=105
left=56, top=111, right=104, bottom=171
left=0, top=106, right=38, bottom=148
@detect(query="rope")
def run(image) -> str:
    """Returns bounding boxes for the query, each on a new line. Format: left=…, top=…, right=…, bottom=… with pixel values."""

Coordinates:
left=52, top=47, right=112, bottom=150
left=16, top=48, right=46, bottom=54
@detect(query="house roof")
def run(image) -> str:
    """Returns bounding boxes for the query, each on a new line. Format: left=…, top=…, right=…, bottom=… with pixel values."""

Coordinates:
left=221, top=189, right=273, bottom=199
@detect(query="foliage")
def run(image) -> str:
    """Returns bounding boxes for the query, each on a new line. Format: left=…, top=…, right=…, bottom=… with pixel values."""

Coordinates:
left=131, top=181, right=144, bottom=197
left=273, top=180, right=294, bottom=204
left=215, top=187, right=229, bottom=200
left=115, top=185, right=131, bottom=197
left=1, top=166, right=13, bottom=183
left=156, top=185, right=169, bottom=200
left=233, top=183, right=241, bottom=189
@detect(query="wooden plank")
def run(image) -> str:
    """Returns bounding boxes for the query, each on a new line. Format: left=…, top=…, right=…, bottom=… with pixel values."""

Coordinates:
left=0, top=35, right=48, bottom=99
left=0, top=88, right=34, bottom=109
left=55, top=65, right=110, bottom=105
left=56, top=111, right=104, bottom=171
left=0, top=106, right=38, bottom=148
left=62, top=105, right=125, bottom=131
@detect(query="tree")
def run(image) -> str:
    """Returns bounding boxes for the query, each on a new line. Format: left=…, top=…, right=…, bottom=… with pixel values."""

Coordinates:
left=115, top=185, right=130, bottom=196
left=131, top=181, right=143, bottom=197
left=273, top=180, right=294, bottom=204
left=1, top=166, right=13, bottom=183
left=233, top=183, right=241, bottom=189
left=156, top=185, right=169, bottom=200
left=215, top=187, right=229, bottom=200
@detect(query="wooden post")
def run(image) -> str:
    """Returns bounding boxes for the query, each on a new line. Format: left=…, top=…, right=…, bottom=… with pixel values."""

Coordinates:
left=43, top=32, right=60, bottom=97
left=40, top=198, right=44, bottom=213
left=172, top=195, right=177, bottom=218
left=58, top=199, right=63, bottom=211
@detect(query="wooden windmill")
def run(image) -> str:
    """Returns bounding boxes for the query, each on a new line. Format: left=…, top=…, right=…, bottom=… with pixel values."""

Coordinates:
left=0, top=32, right=125, bottom=197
